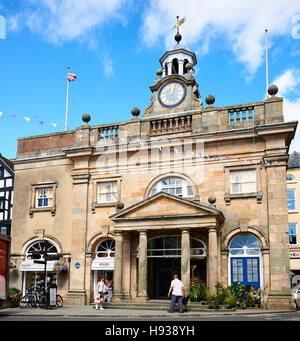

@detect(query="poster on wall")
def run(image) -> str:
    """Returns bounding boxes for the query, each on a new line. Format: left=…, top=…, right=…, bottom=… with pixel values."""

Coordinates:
left=0, top=240, right=8, bottom=299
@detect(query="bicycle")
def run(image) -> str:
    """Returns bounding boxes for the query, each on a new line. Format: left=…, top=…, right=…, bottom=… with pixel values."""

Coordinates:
left=37, top=289, right=63, bottom=308
left=20, top=289, right=38, bottom=308
left=56, top=294, right=63, bottom=308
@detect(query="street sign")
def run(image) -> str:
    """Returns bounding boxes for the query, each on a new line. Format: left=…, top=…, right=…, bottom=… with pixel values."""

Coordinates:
left=47, top=255, right=60, bottom=261
left=33, top=260, right=46, bottom=264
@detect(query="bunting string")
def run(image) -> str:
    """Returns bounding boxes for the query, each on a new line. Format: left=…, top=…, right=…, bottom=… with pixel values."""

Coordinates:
left=0, top=111, right=61, bottom=129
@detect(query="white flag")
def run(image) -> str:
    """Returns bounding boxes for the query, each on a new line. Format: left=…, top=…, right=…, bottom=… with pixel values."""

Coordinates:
left=24, top=117, right=31, bottom=122
left=0, top=112, right=3, bottom=117
left=51, top=123, right=57, bottom=127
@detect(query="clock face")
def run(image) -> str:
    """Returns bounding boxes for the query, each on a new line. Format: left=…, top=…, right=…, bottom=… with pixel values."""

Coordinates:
left=158, top=81, right=186, bottom=108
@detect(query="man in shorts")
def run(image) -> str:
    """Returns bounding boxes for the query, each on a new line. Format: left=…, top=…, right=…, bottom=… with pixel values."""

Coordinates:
left=168, top=272, right=185, bottom=313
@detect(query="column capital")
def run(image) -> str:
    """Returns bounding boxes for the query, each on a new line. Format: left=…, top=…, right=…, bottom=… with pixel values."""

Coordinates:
left=180, top=228, right=191, bottom=234
left=138, top=229, right=148, bottom=235
left=71, top=173, right=90, bottom=185
left=114, top=230, right=124, bottom=240
left=207, top=226, right=217, bottom=233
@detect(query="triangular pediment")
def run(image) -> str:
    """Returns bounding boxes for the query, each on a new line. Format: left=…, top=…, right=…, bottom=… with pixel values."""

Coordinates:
left=109, top=192, right=223, bottom=221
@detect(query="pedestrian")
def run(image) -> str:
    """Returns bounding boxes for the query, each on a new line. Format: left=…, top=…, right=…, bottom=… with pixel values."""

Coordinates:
left=107, top=280, right=113, bottom=302
left=168, top=272, right=185, bottom=313
left=96, top=276, right=109, bottom=310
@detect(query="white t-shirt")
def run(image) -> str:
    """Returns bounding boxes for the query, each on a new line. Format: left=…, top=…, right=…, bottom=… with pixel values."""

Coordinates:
left=98, top=281, right=106, bottom=293
left=171, top=278, right=184, bottom=296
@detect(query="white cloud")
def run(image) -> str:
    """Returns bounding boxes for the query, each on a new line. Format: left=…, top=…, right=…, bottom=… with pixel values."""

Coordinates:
left=272, top=69, right=300, bottom=97
left=272, top=69, right=300, bottom=152
left=284, top=98, right=300, bottom=152
left=102, top=50, right=114, bottom=77
left=141, top=0, right=300, bottom=76
left=21, top=0, right=131, bottom=44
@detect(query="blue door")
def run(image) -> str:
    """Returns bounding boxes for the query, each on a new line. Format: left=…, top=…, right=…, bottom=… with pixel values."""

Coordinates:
left=231, top=257, right=260, bottom=291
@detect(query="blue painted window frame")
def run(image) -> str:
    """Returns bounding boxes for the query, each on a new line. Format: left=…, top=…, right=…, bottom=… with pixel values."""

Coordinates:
left=231, top=257, right=260, bottom=290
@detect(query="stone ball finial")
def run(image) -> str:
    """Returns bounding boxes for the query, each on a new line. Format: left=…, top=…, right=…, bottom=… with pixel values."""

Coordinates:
left=268, top=84, right=279, bottom=97
left=131, top=107, right=140, bottom=118
left=116, top=201, right=124, bottom=210
left=156, top=69, right=163, bottom=77
left=205, top=95, right=215, bottom=106
left=208, top=195, right=216, bottom=205
left=82, top=113, right=91, bottom=124
left=185, top=63, right=193, bottom=72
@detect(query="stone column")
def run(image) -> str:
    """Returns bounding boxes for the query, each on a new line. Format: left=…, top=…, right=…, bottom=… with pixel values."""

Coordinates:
left=167, top=62, right=172, bottom=76
left=137, top=230, right=148, bottom=302
left=66, top=173, right=90, bottom=305
left=112, top=231, right=123, bottom=301
left=220, top=250, right=228, bottom=287
left=178, top=60, right=184, bottom=75
left=122, top=234, right=131, bottom=300
left=181, top=229, right=190, bottom=292
left=265, top=162, right=296, bottom=310
left=207, top=226, right=218, bottom=294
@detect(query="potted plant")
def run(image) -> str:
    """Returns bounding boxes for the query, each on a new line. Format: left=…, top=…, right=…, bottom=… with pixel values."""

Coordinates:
left=53, top=261, right=68, bottom=272
left=6, top=288, right=22, bottom=307
left=224, top=295, right=237, bottom=309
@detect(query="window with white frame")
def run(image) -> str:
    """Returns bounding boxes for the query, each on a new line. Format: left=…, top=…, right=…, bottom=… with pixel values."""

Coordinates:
left=287, top=189, right=296, bottom=211
left=230, top=170, right=256, bottom=194
left=35, top=188, right=53, bottom=208
left=286, top=174, right=295, bottom=182
left=97, top=182, right=117, bottom=203
left=289, top=223, right=298, bottom=245
left=149, top=177, right=194, bottom=198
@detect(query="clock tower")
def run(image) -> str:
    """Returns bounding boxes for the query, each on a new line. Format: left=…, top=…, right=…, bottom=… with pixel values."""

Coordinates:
left=143, top=28, right=202, bottom=117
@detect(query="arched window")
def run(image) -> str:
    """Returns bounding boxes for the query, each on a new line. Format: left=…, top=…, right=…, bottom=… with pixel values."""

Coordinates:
left=229, top=234, right=261, bottom=256
left=172, top=58, right=179, bottom=74
left=164, top=63, right=168, bottom=76
left=286, top=174, right=295, bottom=182
left=96, top=239, right=115, bottom=258
left=183, top=59, right=189, bottom=73
left=25, top=240, right=58, bottom=261
left=149, top=177, right=194, bottom=198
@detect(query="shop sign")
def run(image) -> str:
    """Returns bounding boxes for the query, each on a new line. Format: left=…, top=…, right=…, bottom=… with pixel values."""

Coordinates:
left=75, top=262, right=80, bottom=269
left=290, top=251, right=300, bottom=259
left=19, top=260, right=55, bottom=271
left=91, top=257, right=114, bottom=270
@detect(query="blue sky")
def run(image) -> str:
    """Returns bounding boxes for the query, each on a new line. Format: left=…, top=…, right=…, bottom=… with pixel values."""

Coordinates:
left=0, top=0, right=300, bottom=159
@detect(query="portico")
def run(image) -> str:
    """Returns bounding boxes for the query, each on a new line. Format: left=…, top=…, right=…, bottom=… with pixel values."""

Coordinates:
left=109, top=191, right=224, bottom=301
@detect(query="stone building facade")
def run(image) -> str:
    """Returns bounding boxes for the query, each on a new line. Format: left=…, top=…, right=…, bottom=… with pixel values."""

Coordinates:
left=9, top=38, right=297, bottom=310
left=287, top=151, right=300, bottom=293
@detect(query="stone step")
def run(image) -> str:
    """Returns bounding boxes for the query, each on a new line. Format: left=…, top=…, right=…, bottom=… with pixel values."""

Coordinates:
left=95, top=300, right=235, bottom=312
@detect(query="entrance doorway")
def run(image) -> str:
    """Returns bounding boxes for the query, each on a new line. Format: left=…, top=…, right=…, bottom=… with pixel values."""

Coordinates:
left=148, top=258, right=180, bottom=299
left=145, top=236, right=207, bottom=299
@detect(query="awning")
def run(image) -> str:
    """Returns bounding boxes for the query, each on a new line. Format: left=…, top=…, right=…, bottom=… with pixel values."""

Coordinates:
left=91, top=257, right=114, bottom=271
left=19, top=261, right=55, bottom=272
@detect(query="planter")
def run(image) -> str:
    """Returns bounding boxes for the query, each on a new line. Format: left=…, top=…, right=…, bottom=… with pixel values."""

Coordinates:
left=6, top=301, right=19, bottom=308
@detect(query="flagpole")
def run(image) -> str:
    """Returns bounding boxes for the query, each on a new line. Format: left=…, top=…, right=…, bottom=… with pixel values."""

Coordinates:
left=65, top=66, right=70, bottom=131
left=265, top=29, right=269, bottom=98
